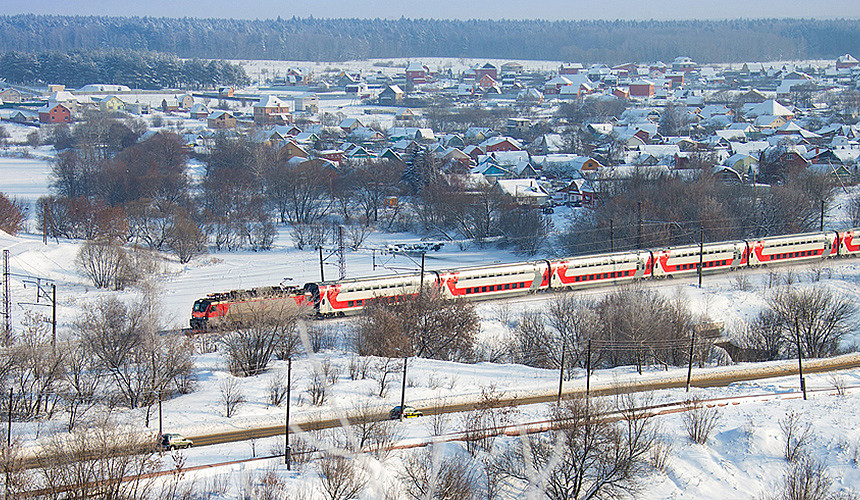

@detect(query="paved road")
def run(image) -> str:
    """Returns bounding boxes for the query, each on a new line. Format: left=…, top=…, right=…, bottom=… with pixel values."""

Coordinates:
left=186, top=353, right=860, bottom=447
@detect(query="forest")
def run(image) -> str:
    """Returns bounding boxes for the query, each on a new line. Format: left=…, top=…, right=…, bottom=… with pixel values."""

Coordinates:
left=0, top=15, right=859, bottom=64
left=0, top=50, right=250, bottom=89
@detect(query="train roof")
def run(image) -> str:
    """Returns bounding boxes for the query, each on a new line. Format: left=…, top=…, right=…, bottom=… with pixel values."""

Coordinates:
left=655, top=240, right=747, bottom=252
left=434, top=260, right=546, bottom=275
left=554, top=249, right=650, bottom=263
left=314, top=272, right=424, bottom=287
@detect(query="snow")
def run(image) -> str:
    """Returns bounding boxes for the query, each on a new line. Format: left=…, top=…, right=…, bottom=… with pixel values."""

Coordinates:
left=0, top=136, right=859, bottom=496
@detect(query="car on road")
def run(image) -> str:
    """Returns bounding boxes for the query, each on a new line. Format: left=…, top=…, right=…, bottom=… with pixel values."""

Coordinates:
left=389, top=405, right=423, bottom=420
left=161, top=433, right=193, bottom=450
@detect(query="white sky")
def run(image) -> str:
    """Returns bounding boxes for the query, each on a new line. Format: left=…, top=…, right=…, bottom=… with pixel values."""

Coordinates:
left=2, top=0, right=860, bottom=20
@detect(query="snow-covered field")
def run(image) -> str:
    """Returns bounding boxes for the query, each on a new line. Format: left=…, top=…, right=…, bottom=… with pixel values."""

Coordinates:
left=1, top=138, right=860, bottom=496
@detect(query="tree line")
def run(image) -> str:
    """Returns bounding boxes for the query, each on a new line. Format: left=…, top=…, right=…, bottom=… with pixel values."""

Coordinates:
left=0, top=50, right=250, bottom=89
left=1, top=15, right=860, bottom=64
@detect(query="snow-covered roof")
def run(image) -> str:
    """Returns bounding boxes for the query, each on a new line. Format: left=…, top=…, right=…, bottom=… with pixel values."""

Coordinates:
left=253, top=95, right=286, bottom=108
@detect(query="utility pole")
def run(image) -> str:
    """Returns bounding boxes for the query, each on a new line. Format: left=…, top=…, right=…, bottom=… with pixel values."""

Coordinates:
left=586, top=339, right=592, bottom=398
left=158, top=391, right=163, bottom=438
left=318, top=246, right=325, bottom=282
left=51, top=284, right=56, bottom=348
left=419, top=253, right=425, bottom=290
left=557, top=337, right=566, bottom=404
left=636, top=202, right=642, bottom=250
left=399, top=356, right=408, bottom=422
left=337, top=226, right=345, bottom=280
left=698, top=225, right=704, bottom=289
left=820, top=199, right=825, bottom=231
left=686, top=328, right=696, bottom=392
left=285, top=356, right=292, bottom=469
left=6, top=388, right=11, bottom=448
left=610, top=219, right=614, bottom=253
left=2, top=250, right=9, bottom=342
left=795, top=318, right=806, bottom=400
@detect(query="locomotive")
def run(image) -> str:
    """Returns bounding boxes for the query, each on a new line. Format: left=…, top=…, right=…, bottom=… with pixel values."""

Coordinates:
left=190, top=229, right=860, bottom=331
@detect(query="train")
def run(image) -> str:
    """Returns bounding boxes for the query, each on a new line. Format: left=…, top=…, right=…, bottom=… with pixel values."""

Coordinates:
left=190, top=229, right=860, bottom=331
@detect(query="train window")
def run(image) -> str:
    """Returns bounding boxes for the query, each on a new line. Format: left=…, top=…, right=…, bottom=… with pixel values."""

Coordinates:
left=575, top=276, right=580, bottom=282
left=505, top=284, right=510, bottom=290
left=481, top=286, right=487, bottom=292
left=348, top=301, right=354, bottom=307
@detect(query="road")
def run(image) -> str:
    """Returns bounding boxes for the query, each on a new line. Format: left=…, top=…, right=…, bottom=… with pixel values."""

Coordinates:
left=185, top=352, right=860, bottom=447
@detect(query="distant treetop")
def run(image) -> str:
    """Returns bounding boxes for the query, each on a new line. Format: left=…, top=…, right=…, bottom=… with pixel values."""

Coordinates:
left=0, top=15, right=859, bottom=63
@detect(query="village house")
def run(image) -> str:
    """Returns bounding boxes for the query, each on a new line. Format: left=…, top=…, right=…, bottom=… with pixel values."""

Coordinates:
left=207, top=110, right=237, bottom=129
left=475, top=63, right=499, bottom=81
left=378, top=85, right=404, bottom=105
left=0, top=88, right=25, bottom=103
left=405, top=62, right=431, bottom=84
left=253, top=95, right=291, bottom=125
left=189, top=103, right=211, bottom=119
left=629, top=80, right=655, bottom=98
left=38, top=102, right=71, bottom=124
left=97, top=95, right=125, bottom=113
left=836, top=54, right=859, bottom=70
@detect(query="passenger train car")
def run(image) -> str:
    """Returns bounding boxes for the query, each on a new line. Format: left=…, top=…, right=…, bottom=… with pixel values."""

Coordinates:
left=190, top=229, right=860, bottom=330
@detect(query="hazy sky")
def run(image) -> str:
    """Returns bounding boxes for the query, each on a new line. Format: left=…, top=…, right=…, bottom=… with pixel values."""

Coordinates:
left=3, top=0, right=860, bottom=20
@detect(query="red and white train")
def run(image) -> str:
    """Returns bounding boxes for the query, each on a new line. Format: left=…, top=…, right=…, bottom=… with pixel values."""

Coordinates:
left=190, top=229, right=860, bottom=330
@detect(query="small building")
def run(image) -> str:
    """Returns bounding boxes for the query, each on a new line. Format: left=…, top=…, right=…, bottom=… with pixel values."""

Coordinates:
left=836, top=54, right=859, bottom=70
left=179, top=94, right=195, bottom=110
left=253, top=95, right=291, bottom=125
left=125, top=101, right=150, bottom=115
left=0, top=88, right=25, bottom=103
left=189, top=103, right=211, bottom=119
left=559, top=63, right=584, bottom=75
left=629, top=80, right=655, bottom=98
left=294, top=94, right=319, bottom=113
left=97, top=95, right=125, bottom=113
left=475, top=63, right=499, bottom=81
left=207, top=110, right=237, bottom=129
left=38, top=103, right=71, bottom=124
left=480, top=136, right=523, bottom=153
left=378, top=85, right=404, bottom=105
left=405, top=62, right=430, bottom=84
left=78, top=84, right=131, bottom=93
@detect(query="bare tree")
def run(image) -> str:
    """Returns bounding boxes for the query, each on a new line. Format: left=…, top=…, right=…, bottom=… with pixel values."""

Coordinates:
left=167, top=209, right=207, bottom=263
left=307, top=369, right=327, bottom=406
left=781, top=411, right=814, bottom=463
left=35, top=420, right=160, bottom=499
left=220, top=377, right=245, bottom=418
left=850, top=192, right=860, bottom=227
left=770, top=457, right=840, bottom=500
left=461, top=385, right=518, bottom=456
left=267, top=372, right=289, bottom=407
left=318, top=454, right=367, bottom=500
left=767, top=287, right=856, bottom=358
left=7, top=311, right=64, bottom=420
left=61, top=338, right=106, bottom=431
left=502, top=394, right=656, bottom=500
left=356, top=288, right=479, bottom=361
left=0, top=192, right=26, bottom=235
left=683, top=397, right=720, bottom=444
left=77, top=298, right=193, bottom=411
left=220, top=301, right=305, bottom=376
left=400, top=447, right=479, bottom=500
left=343, top=401, right=398, bottom=461
left=76, top=238, right=131, bottom=289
